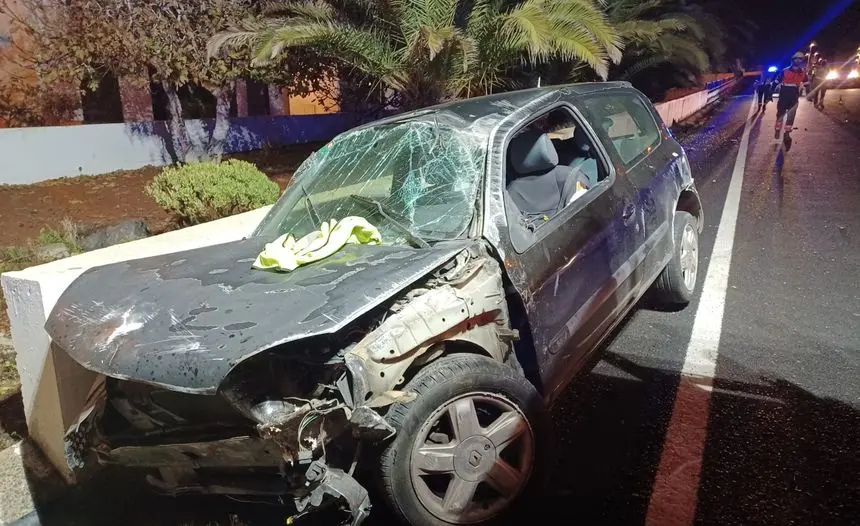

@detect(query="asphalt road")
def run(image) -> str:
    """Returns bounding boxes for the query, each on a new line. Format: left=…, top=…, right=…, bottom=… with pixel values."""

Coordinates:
left=544, top=88, right=860, bottom=525
left=17, top=89, right=860, bottom=526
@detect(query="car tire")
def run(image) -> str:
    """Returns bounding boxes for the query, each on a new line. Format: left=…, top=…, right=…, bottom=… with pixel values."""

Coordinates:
left=377, top=353, right=552, bottom=526
left=652, top=211, right=699, bottom=306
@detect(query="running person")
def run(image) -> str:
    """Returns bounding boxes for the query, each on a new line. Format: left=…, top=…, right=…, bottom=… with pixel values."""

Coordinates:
left=774, top=52, right=810, bottom=140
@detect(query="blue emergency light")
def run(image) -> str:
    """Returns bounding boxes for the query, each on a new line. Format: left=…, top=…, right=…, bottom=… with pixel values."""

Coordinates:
left=767, top=66, right=778, bottom=73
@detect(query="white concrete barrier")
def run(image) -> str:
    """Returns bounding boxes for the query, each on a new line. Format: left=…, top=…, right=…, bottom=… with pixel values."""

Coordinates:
left=654, top=90, right=711, bottom=127
left=0, top=206, right=270, bottom=480
left=653, top=77, right=740, bottom=127
left=0, top=113, right=361, bottom=185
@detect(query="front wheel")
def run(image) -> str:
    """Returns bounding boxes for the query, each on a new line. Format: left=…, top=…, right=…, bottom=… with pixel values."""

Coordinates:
left=376, top=354, right=551, bottom=526
left=651, top=210, right=699, bottom=306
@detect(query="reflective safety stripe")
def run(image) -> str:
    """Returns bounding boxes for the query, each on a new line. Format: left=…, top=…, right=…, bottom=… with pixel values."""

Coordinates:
left=782, top=69, right=806, bottom=85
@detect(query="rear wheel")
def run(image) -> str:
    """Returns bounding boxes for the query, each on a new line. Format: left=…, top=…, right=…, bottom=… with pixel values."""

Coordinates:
left=652, top=211, right=699, bottom=306
left=377, top=354, right=551, bottom=526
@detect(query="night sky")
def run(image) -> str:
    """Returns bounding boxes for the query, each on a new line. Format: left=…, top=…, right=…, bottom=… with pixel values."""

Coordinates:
left=725, top=0, right=860, bottom=66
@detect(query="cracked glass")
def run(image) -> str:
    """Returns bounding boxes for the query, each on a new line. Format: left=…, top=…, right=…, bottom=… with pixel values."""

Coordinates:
left=255, top=118, right=487, bottom=246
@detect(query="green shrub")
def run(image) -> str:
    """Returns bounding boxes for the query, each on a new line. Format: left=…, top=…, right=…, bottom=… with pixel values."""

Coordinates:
left=146, top=159, right=279, bottom=225
left=37, top=219, right=81, bottom=254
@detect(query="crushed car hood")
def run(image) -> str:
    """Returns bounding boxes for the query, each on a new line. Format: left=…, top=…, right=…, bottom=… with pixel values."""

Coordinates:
left=46, top=236, right=471, bottom=394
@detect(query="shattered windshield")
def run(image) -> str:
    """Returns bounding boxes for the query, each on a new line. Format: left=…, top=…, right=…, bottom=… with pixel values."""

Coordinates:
left=254, top=118, right=487, bottom=246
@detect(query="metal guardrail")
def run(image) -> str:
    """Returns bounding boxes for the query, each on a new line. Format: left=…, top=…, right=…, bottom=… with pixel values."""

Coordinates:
left=706, top=77, right=740, bottom=105
left=655, top=75, right=745, bottom=127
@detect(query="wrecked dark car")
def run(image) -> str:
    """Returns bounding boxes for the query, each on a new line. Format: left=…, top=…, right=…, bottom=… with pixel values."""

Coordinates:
left=47, top=83, right=704, bottom=526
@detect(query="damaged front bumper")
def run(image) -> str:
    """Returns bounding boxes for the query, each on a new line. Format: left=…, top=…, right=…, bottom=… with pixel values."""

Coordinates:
left=61, top=244, right=514, bottom=526
left=63, top=373, right=388, bottom=526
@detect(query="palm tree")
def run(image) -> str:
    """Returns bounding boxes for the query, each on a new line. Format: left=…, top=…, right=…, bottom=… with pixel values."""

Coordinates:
left=207, top=0, right=621, bottom=109
left=604, top=0, right=717, bottom=83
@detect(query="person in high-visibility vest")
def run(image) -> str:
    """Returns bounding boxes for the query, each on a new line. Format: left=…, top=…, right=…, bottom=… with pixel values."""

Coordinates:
left=774, top=52, right=810, bottom=140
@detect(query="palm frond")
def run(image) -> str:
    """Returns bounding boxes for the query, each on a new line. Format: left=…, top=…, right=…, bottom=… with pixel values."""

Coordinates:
left=616, top=18, right=686, bottom=44
left=545, top=0, right=623, bottom=60
left=499, top=0, right=558, bottom=61
left=393, top=0, right=459, bottom=49
left=548, top=29, right=613, bottom=78
left=217, top=0, right=621, bottom=103
left=653, top=33, right=711, bottom=72
left=208, top=19, right=276, bottom=58
left=257, top=1, right=337, bottom=21
left=210, top=18, right=407, bottom=90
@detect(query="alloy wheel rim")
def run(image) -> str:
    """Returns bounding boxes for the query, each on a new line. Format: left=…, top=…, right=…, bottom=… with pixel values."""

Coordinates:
left=409, top=392, right=534, bottom=524
left=680, top=223, right=699, bottom=291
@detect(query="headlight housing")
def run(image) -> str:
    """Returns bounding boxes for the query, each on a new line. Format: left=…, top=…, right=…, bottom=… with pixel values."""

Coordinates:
left=848, top=70, right=859, bottom=79
left=826, top=70, right=840, bottom=80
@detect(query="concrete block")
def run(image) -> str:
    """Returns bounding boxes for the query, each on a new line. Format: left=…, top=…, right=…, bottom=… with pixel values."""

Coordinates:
left=0, top=206, right=271, bottom=481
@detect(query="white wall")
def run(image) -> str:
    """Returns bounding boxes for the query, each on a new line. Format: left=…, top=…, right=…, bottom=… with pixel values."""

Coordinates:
left=0, top=114, right=362, bottom=185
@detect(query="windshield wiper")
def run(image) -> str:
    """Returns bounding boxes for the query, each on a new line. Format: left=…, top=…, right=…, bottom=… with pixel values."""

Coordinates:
left=348, top=194, right=430, bottom=249
left=301, top=185, right=322, bottom=228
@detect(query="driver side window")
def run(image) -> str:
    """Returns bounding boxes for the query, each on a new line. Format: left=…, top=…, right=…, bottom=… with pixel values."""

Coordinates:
left=504, top=106, right=607, bottom=233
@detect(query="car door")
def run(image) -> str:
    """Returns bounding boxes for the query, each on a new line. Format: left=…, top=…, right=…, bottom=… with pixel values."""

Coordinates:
left=580, top=90, right=673, bottom=296
left=499, top=103, right=642, bottom=403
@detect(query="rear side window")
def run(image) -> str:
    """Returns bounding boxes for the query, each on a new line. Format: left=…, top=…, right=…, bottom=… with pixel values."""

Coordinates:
left=583, top=93, right=660, bottom=167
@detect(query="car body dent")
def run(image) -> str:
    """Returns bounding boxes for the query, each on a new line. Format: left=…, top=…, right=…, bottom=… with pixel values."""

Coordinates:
left=344, top=244, right=514, bottom=406
left=45, top=236, right=472, bottom=394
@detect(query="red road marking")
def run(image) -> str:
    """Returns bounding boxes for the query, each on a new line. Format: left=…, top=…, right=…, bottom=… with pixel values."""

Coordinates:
left=646, top=377, right=713, bottom=526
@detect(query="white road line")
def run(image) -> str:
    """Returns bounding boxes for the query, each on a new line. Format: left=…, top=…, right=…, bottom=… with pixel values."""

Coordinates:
left=682, top=94, right=757, bottom=378
left=645, top=97, right=758, bottom=525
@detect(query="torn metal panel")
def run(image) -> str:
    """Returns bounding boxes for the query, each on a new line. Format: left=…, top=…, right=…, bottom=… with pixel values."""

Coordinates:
left=294, top=461, right=371, bottom=526
left=348, top=406, right=396, bottom=441
left=45, top=238, right=471, bottom=394
left=345, top=248, right=512, bottom=403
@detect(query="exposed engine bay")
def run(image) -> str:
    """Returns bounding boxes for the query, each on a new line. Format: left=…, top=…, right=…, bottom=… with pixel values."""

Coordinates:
left=61, top=244, right=520, bottom=525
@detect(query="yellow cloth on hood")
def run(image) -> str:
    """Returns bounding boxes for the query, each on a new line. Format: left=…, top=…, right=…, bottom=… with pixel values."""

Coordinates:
left=253, top=216, right=382, bottom=272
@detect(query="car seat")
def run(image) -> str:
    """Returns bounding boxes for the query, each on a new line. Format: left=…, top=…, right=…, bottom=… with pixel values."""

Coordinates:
left=506, top=131, right=584, bottom=227
left=552, top=126, right=600, bottom=188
